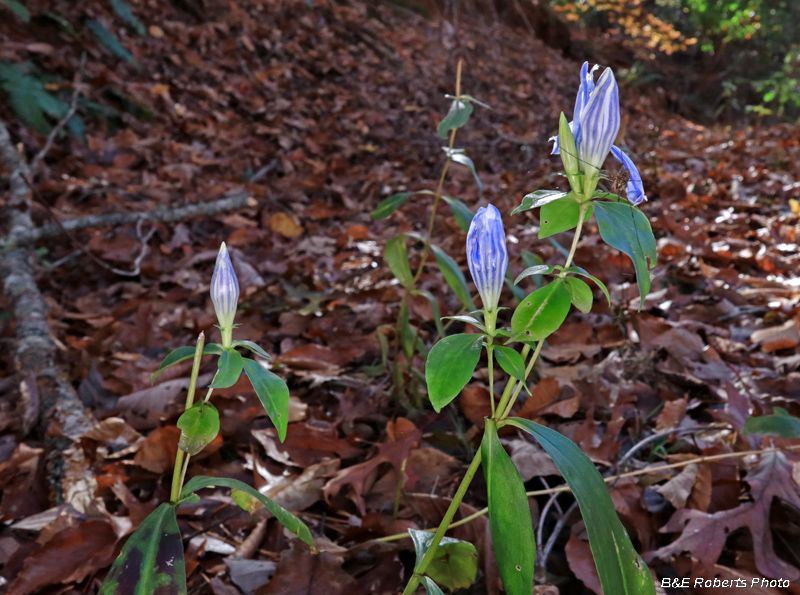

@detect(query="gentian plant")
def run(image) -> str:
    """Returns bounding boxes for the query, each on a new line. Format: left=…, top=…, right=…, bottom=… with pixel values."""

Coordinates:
left=402, top=62, right=658, bottom=595
left=100, top=243, right=312, bottom=595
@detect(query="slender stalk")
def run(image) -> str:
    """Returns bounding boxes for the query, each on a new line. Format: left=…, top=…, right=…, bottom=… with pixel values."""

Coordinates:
left=411, top=60, right=463, bottom=286
left=379, top=443, right=800, bottom=544
left=402, top=449, right=482, bottom=595
left=563, top=202, right=588, bottom=270
left=170, top=332, right=205, bottom=503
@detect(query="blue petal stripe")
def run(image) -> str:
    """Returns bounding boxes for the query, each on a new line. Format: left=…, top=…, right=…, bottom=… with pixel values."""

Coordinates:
left=610, top=145, right=647, bottom=205
left=579, top=68, right=620, bottom=171
left=466, top=205, right=508, bottom=312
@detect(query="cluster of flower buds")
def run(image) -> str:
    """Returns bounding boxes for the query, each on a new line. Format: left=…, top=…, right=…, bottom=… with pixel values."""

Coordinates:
left=550, top=62, right=647, bottom=205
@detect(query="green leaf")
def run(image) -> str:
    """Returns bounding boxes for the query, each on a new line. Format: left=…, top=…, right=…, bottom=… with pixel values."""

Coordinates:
left=110, top=0, right=146, bottom=34
left=86, top=19, right=135, bottom=62
left=399, top=298, right=416, bottom=361
left=209, top=348, right=244, bottom=388
left=514, top=264, right=555, bottom=285
left=232, top=488, right=260, bottom=513
left=510, top=280, right=572, bottom=343
left=1, top=0, right=30, bottom=22
left=181, top=476, right=313, bottom=546
left=742, top=407, right=800, bottom=438
left=494, top=346, right=526, bottom=382
left=425, top=333, right=483, bottom=412
left=511, top=190, right=568, bottom=216
left=0, top=63, right=62, bottom=134
left=443, top=315, right=486, bottom=332
left=421, top=577, right=445, bottom=595
left=151, top=344, right=223, bottom=384
left=412, top=289, right=445, bottom=338
left=444, top=148, right=483, bottom=194
left=372, top=191, right=415, bottom=220
left=482, top=421, right=535, bottom=595
left=176, top=402, right=219, bottom=455
left=100, top=503, right=186, bottom=595
left=593, top=202, right=657, bottom=309
left=563, top=266, right=611, bottom=306
left=441, top=195, right=474, bottom=232
left=242, top=359, right=290, bottom=442
left=438, top=99, right=473, bottom=139
left=505, top=418, right=656, bottom=595
left=564, top=277, right=593, bottom=314
left=430, top=244, right=476, bottom=311
left=385, top=235, right=414, bottom=289
left=231, top=340, right=272, bottom=360
left=409, top=529, right=478, bottom=591
left=539, top=195, right=592, bottom=239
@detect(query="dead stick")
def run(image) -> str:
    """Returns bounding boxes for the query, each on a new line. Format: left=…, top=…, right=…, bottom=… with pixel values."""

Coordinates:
left=3, top=193, right=257, bottom=249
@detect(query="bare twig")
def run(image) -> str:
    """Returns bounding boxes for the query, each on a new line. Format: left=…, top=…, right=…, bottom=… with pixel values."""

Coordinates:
left=540, top=501, right=578, bottom=572
left=3, top=193, right=256, bottom=249
left=31, top=53, right=86, bottom=175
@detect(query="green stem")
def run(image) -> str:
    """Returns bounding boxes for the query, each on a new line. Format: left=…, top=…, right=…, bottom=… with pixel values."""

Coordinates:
left=410, top=59, right=463, bottom=287
left=563, top=202, right=588, bottom=270
left=170, top=332, right=205, bottom=504
left=402, top=449, right=482, bottom=595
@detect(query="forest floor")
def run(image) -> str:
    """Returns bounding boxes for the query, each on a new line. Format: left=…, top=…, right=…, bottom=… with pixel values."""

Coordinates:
left=1, top=1, right=800, bottom=594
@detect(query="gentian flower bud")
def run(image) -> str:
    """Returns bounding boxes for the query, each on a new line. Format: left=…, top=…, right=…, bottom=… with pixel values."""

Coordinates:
left=549, top=63, right=645, bottom=204
left=211, top=242, right=239, bottom=339
left=467, top=205, right=508, bottom=314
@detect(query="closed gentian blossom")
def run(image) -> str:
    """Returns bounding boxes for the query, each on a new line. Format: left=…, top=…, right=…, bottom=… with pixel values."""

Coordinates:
left=211, top=242, right=239, bottom=337
left=550, top=62, right=647, bottom=205
left=467, top=204, right=508, bottom=313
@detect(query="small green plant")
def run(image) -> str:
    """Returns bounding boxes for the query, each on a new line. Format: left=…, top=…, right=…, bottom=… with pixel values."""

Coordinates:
left=100, top=244, right=312, bottom=594
left=371, top=61, right=486, bottom=403
left=402, top=61, right=657, bottom=595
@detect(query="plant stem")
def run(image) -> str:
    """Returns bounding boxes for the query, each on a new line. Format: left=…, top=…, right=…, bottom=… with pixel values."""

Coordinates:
left=411, top=59, right=463, bottom=286
left=402, top=449, right=482, bottom=595
left=563, top=202, right=588, bottom=270
left=169, top=332, right=205, bottom=504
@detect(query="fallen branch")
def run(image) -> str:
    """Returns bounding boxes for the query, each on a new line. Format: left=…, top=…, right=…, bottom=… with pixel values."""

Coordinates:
left=0, top=118, right=95, bottom=500
left=3, top=192, right=256, bottom=249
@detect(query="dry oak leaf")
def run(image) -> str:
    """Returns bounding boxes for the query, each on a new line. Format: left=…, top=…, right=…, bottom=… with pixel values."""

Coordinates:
left=648, top=451, right=800, bottom=580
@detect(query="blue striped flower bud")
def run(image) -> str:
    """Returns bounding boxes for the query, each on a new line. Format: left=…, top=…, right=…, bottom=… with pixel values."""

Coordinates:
left=467, top=205, right=508, bottom=313
left=211, top=242, right=239, bottom=335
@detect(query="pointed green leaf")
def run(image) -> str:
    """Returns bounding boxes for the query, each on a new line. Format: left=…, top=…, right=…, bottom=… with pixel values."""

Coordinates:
left=86, top=19, right=135, bottom=62
left=514, top=265, right=555, bottom=286
left=564, top=277, right=593, bottom=314
left=411, top=289, right=444, bottom=338
left=1, top=0, right=30, bottom=22
left=176, top=402, right=219, bottom=455
left=110, top=0, right=146, bottom=34
left=482, top=420, right=535, bottom=595
left=100, top=503, right=186, bottom=595
left=181, top=476, right=313, bottom=546
left=231, top=340, right=272, bottom=360
left=438, top=99, right=473, bottom=139
left=372, top=191, right=415, bottom=220
left=494, top=346, right=526, bottom=382
left=385, top=235, right=414, bottom=288
left=151, top=344, right=223, bottom=384
left=563, top=266, right=611, bottom=306
left=539, top=195, right=592, bottom=239
left=441, top=195, right=474, bottom=232
left=510, top=280, right=572, bottom=343
left=443, top=315, right=486, bottom=332
left=399, top=298, right=416, bottom=362
left=409, top=529, right=478, bottom=591
left=444, top=148, right=483, bottom=194
left=742, top=407, right=800, bottom=438
left=209, top=348, right=244, bottom=388
left=430, top=244, right=476, bottom=311
left=504, top=418, right=656, bottom=595
left=511, top=190, right=568, bottom=216
left=425, top=333, right=483, bottom=412
left=421, top=577, right=445, bottom=595
left=242, top=359, right=289, bottom=442
left=594, top=202, right=657, bottom=309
